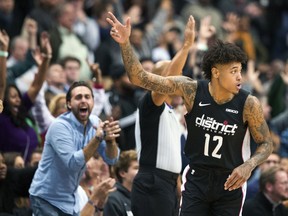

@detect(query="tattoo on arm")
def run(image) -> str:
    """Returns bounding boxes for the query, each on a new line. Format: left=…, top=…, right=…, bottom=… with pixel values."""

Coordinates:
left=120, top=41, right=144, bottom=85
left=244, top=95, right=273, bottom=169
left=120, top=41, right=198, bottom=111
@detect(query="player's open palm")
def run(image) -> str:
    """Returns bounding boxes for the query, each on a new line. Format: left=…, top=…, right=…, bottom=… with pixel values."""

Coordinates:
left=106, top=12, right=131, bottom=44
left=183, top=15, right=196, bottom=48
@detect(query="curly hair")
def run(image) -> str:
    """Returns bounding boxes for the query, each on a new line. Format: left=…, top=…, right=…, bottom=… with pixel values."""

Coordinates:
left=202, top=40, right=248, bottom=80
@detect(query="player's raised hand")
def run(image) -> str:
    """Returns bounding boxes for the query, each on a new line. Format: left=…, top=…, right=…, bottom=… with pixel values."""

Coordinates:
left=106, top=12, right=131, bottom=44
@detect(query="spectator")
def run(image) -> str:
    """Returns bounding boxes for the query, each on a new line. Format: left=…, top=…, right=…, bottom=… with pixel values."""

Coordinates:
left=28, top=147, right=42, bottom=167
left=3, top=152, right=24, bottom=169
left=80, top=177, right=116, bottom=216
left=268, top=59, right=288, bottom=118
left=106, top=64, right=140, bottom=151
left=0, top=151, right=37, bottom=215
left=0, top=0, right=23, bottom=38
left=70, top=0, right=101, bottom=56
left=5, top=18, right=37, bottom=87
left=29, top=81, right=121, bottom=215
left=2, top=152, right=31, bottom=215
left=243, top=166, right=288, bottom=216
left=93, top=0, right=124, bottom=77
left=104, top=150, right=139, bottom=216
left=12, top=18, right=38, bottom=93
left=270, top=109, right=288, bottom=157
left=0, top=32, right=51, bottom=162
left=49, top=1, right=90, bottom=81
left=129, top=0, right=171, bottom=60
left=246, top=152, right=281, bottom=200
left=151, top=23, right=183, bottom=62
left=44, top=63, right=66, bottom=106
left=224, top=12, right=256, bottom=61
left=7, top=36, right=28, bottom=67
left=59, top=55, right=82, bottom=91
left=80, top=152, right=111, bottom=195
left=180, top=0, right=224, bottom=40
left=28, top=0, right=62, bottom=35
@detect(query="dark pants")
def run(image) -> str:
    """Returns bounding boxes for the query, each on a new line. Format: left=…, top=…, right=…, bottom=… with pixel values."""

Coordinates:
left=30, top=195, right=79, bottom=216
left=180, top=166, right=244, bottom=216
left=131, top=167, right=179, bottom=216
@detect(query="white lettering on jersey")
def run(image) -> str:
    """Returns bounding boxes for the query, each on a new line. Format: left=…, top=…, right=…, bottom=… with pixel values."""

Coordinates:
left=195, top=114, right=238, bottom=135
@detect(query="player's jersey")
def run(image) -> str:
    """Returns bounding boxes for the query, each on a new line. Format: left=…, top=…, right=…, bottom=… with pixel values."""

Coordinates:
left=135, top=92, right=182, bottom=173
left=184, top=80, right=251, bottom=171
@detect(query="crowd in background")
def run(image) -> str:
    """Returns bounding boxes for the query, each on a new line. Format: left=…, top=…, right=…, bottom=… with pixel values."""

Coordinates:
left=0, top=0, right=288, bottom=215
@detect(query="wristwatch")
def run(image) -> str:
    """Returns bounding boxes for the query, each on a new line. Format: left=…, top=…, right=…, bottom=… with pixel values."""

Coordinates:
left=95, top=131, right=106, bottom=142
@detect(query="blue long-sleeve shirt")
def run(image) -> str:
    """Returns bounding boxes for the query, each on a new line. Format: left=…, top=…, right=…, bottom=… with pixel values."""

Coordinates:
left=29, top=111, right=119, bottom=214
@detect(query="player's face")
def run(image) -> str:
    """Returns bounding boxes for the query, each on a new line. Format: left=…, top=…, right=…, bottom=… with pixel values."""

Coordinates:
left=214, top=62, right=242, bottom=95
left=67, top=86, right=94, bottom=125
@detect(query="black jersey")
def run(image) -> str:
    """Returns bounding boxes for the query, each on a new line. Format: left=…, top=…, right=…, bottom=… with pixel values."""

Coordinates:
left=184, top=80, right=250, bottom=171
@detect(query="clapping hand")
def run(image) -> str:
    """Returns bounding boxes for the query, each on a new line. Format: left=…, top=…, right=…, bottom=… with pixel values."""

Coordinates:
left=90, top=177, right=116, bottom=208
left=103, top=117, right=121, bottom=141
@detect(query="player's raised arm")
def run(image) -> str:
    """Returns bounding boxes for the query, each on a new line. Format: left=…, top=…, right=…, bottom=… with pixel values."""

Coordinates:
left=106, top=12, right=193, bottom=98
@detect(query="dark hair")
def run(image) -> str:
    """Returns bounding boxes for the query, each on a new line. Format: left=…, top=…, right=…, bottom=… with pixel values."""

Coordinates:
left=66, top=81, right=94, bottom=111
left=110, top=64, right=126, bottom=80
left=59, top=56, right=81, bottom=68
left=3, top=84, right=35, bottom=128
left=3, top=152, right=22, bottom=168
left=53, top=2, right=67, bottom=20
left=201, top=40, right=248, bottom=80
left=140, top=57, right=154, bottom=64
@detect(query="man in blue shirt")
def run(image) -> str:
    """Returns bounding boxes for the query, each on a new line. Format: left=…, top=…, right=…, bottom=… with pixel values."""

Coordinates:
left=29, top=81, right=120, bottom=215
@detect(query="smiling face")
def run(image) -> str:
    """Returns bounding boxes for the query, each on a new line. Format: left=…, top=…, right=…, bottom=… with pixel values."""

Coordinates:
left=266, top=170, right=288, bottom=203
left=7, top=86, right=21, bottom=116
left=67, top=86, right=94, bottom=125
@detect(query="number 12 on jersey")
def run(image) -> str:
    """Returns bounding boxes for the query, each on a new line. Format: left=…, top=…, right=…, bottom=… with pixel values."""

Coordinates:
left=204, top=134, right=223, bottom=159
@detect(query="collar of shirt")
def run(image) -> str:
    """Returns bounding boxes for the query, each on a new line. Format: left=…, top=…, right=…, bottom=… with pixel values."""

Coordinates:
left=58, top=25, right=73, bottom=36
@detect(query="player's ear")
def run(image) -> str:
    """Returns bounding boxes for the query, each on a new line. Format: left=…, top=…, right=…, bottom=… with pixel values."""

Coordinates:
left=211, top=67, right=219, bottom=79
